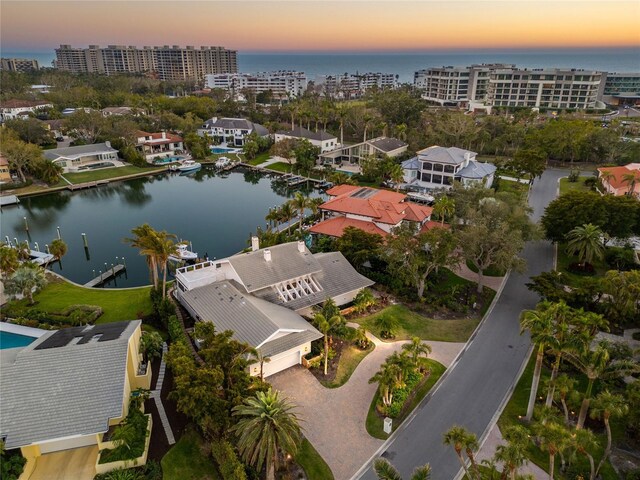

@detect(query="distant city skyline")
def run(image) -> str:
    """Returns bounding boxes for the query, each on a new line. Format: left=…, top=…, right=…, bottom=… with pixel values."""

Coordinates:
left=1, top=1, right=639, bottom=53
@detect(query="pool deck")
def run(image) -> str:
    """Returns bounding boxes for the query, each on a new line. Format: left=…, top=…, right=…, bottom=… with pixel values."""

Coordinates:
left=0, top=322, right=48, bottom=338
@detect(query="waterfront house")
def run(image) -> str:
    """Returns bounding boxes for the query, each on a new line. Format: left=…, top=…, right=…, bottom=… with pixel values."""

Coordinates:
left=309, top=185, right=433, bottom=238
left=44, top=142, right=119, bottom=173
left=135, top=130, right=184, bottom=162
left=175, top=240, right=373, bottom=377
left=197, top=117, right=269, bottom=147
left=0, top=99, right=53, bottom=122
left=0, top=321, right=152, bottom=479
left=319, top=136, right=408, bottom=169
left=402, top=146, right=496, bottom=191
left=0, top=155, right=11, bottom=183
left=597, top=163, right=640, bottom=197
left=274, top=126, right=338, bottom=153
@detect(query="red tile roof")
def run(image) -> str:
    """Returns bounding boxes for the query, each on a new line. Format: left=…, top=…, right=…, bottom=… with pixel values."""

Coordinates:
left=597, top=165, right=640, bottom=191
left=135, top=130, right=183, bottom=144
left=420, top=221, right=451, bottom=233
left=309, top=217, right=388, bottom=238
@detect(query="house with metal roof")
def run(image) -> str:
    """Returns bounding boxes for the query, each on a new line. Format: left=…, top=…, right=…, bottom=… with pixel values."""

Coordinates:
left=174, top=241, right=373, bottom=376
left=318, top=136, right=408, bottom=168
left=0, top=321, right=151, bottom=478
left=402, top=145, right=496, bottom=191
left=43, top=142, right=119, bottom=173
left=274, top=126, right=338, bottom=153
left=309, top=185, right=434, bottom=238
left=197, top=117, right=269, bottom=147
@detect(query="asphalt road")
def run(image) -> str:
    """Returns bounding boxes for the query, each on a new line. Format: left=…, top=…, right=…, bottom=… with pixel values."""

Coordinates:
left=354, top=169, right=566, bottom=480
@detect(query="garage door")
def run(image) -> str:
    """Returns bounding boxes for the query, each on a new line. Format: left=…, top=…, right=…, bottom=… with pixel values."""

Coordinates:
left=39, top=434, right=97, bottom=454
left=262, top=349, right=301, bottom=378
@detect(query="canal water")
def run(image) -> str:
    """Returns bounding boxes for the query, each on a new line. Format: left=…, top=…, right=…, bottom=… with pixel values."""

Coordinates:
left=1, top=167, right=321, bottom=288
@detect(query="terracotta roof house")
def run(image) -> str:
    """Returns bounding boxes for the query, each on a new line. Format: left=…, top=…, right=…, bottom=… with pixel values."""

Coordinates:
left=0, top=99, right=53, bottom=122
left=319, top=136, right=408, bottom=168
left=135, top=130, right=184, bottom=162
left=197, top=117, right=268, bottom=147
left=175, top=240, right=373, bottom=377
left=597, top=163, right=640, bottom=198
left=274, top=126, right=338, bottom=153
left=0, top=155, right=11, bottom=183
left=309, top=185, right=433, bottom=238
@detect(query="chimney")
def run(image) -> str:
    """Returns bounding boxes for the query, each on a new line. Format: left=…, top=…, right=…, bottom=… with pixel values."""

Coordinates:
left=297, top=240, right=305, bottom=253
left=105, top=140, right=111, bottom=148
left=463, top=152, right=471, bottom=161
left=263, top=249, right=272, bottom=262
left=161, top=131, right=166, bottom=139
left=251, top=236, right=260, bottom=252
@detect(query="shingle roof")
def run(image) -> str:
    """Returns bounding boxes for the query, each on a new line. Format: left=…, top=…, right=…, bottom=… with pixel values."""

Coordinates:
left=277, top=126, right=337, bottom=142
left=309, top=216, right=389, bottom=238
left=416, top=146, right=477, bottom=165
left=369, top=137, right=407, bottom=152
left=43, top=143, right=118, bottom=161
left=455, top=160, right=496, bottom=179
left=0, top=321, right=139, bottom=449
left=0, top=99, right=52, bottom=109
left=228, top=243, right=322, bottom=293
left=179, top=280, right=320, bottom=350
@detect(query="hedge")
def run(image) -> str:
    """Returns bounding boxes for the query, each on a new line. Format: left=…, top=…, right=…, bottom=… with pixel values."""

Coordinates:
left=211, top=439, right=247, bottom=480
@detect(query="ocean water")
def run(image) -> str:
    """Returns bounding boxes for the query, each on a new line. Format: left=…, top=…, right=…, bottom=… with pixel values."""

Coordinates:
left=2, top=48, right=639, bottom=83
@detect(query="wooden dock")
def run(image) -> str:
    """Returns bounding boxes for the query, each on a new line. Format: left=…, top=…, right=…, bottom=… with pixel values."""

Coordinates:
left=67, top=180, right=109, bottom=191
left=0, top=195, right=20, bottom=207
left=83, top=264, right=126, bottom=287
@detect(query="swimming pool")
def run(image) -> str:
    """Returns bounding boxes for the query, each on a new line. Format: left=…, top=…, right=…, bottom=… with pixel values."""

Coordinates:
left=211, top=146, right=240, bottom=154
left=0, top=331, right=37, bottom=349
left=153, top=156, right=182, bottom=164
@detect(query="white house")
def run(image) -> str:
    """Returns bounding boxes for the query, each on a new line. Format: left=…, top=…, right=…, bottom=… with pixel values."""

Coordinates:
left=197, top=117, right=269, bottom=147
left=402, top=146, right=496, bottom=191
left=174, top=240, right=373, bottom=377
left=0, top=99, right=53, bottom=122
left=44, top=142, right=119, bottom=172
left=135, top=130, right=184, bottom=162
left=274, top=126, right=338, bottom=153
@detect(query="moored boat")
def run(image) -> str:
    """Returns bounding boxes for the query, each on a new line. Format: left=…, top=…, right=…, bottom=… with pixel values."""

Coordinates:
left=177, top=160, right=201, bottom=172
left=169, top=243, right=198, bottom=262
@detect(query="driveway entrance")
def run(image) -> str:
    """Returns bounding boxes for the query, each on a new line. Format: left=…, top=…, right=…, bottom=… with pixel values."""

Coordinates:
left=28, top=445, right=98, bottom=480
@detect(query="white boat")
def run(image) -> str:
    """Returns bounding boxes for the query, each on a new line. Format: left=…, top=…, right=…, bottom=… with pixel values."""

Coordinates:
left=169, top=243, right=198, bottom=262
left=407, top=192, right=435, bottom=204
left=177, top=160, right=201, bottom=172
left=214, top=156, right=232, bottom=168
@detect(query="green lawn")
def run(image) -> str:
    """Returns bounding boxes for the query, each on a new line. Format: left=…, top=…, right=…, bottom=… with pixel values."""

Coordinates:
left=354, top=305, right=478, bottom=343
left=246, top=151, right=271, bottom=166
left=320, top=343, right=374, bottom=388
left=162, top=429, right=220, bottom=480
left=265, top=161, right=294, bottom=173
left=366, top=359, right=446, bottom=439
left=559, top=177, right=595, bottom=195
left=295, top=438, right=335, bottom=480
left=11, top=275, right=153, bottom=324
left=495, top=178, right=529, bottom=200
left=62, top=165, right=163, bottom=184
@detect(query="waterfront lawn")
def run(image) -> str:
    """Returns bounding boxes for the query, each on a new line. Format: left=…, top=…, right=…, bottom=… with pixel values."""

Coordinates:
left=246, top=151, right=271, bottom=166
left=162, top=428, right=220, bottom=480
left=354, top=305, right=478, bottom=343
left=63, top=166, right=164, bottom=184
left=295, top=438, right=335, bottom=480
left=366, top=359, right=445, bottom=439
left=320, top=342, right=374, bottom=388
left=11, top=275, right=153, bottom=324
left=559, top=177, right=595, bottom=195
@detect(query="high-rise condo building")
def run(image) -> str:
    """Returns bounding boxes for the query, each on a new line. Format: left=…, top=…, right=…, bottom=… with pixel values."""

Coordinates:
left=0, top=58, right=40, bottom=72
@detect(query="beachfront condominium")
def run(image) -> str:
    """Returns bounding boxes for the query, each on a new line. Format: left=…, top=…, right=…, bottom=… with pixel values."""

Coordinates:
left=205, top=71, right=308, bottom=99
left=55, top=44, right=237, bottom=81
left=600, top=72, right=640, bottom=106
left=0, top=58, right=40, bottom=72
left=318, top=72, right=398, bottom=99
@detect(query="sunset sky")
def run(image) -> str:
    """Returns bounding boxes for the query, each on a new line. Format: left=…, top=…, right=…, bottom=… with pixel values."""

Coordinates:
left=2, top=1, right=639, bottom=53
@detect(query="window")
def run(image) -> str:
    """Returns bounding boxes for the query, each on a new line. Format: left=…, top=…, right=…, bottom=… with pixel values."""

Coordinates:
left=433, top=163, right=444, bottom=172
left=420, top=172, right=431, bottom=182
left=444, top=165, right=455, bottom=173
left=421, top=162, right=432, bottom=171
left=432, top=174, right=443, bottom=184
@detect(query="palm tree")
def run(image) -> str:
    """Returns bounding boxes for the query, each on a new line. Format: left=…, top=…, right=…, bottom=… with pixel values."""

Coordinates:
left=386, top=351, right=414, bottom=388
left=432, top=196, right=455, bottom=226
left=231, top=388, right=302, bottom=480
left=314, top=313, right=342, bottom=376
left=571, top=428, right=598, bottom=480
left=49, top=238, right=68, bottom=268
left=354, top=288, right=376, bottom=314
left=330, top=171, right=355, bottom=186
left=5, top=263, right=47, bottom=305
left=124, top=224, right=160, bottom=288
left=549, top=374, right=577, bottom=425
left=375, top=312, right=401, bottom=339
left=289, top=192, right=311, bottom=233
left=369, top=363, right=399, bottom=407
left=394, top=123, right=408, bottom=142
left=401, top=337, right=432, bottom=370
left=519, top=305, right=556, bottom=422
left=590, top=390, right=629, bottom=477
left=248, top=348, right=271, bottom=380
left=388, top=163, right=404, bottom=192
left=535, top=422, right=570, bottom=480
left=374, top=458, right=431, bottom=480
left=443, top=426, right=478, bottom=480
left=154, top=230, right=178, bottom=298
left=564, top=341, right=638, bottom=429
left=0, top=243, right=19, bottom=279
left=354, top=326, right=370, bottom=350
left=565, top=223, right=605, bottom=268
left=599, top=170, right=615, bottom=193
left=278, top=202, right=295, bottom=229
left=265, top=208, right=281, bottom=230
left=621, top=172, right=638, bottom=196
left=494, top=443, right=527, bottom=480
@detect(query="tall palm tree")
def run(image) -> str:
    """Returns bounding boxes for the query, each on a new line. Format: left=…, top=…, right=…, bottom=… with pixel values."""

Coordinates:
left=265, top=208, right=281, bottom=230
left=565, top=223, right=605, bottom=267
left=374, top=458, right=431, bottom=480
left=599, top=170, right=615, bottom=194
left=494, top=443, right=527, bottom=480
left=401, top=337, right=432, bottom=371
left=5, top=263, right=47, bottom=305
left=124, top=224, right=160, bottom=288
left=278, top=202, right=295, bottom=229
left=432, top=196, right=455, bottom=226
left=519, top=304, right=556, bottom=422
left=388, top=163, right=404, bottom=192
left=535, top=421, right=570, bottom=480
left=590, top=390, right=629, bottom=477
left=289, top=192, right=311, bottom=233
left=443, top=426, right=478, bottom=480
left=314, top=313, right=342, bottom=375
left=571, top=428, right=598, bottom=480
left=154, top=230, right=178, bottom=298
left=231, top=388, right=302, bottom=480
left=621, top=172, right=638, bottom=196
left=564, top=341, right=638, bottom=429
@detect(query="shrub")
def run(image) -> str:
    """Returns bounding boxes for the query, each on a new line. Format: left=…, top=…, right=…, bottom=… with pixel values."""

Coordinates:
left=0, top=304, right=102, bottom=328
left=0, top=446, right=26, bottom=480
left=605, top=246, right=638, bottom=271
left=211, top=439, right=247, bottom=480
left=568, top=262, right=595, bottom=275
left=381, top=370, right=425, bottom=418
left=99, top=397, right=149, bottom=464
left=0, top=180, right=32, bottom=192
left=167, top=315, right=187, bottom=344
left=568, top=169, right=580, bottom=182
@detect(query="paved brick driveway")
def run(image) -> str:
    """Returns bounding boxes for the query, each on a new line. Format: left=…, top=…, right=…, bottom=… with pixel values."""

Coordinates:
left=269, top=334, right=464, bottom=480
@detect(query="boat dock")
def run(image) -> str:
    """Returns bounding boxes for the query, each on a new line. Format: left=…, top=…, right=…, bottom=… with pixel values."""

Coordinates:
left=83, top=264, right=126, bottom=287
left=66, top=180, right=110, bottom=191
left=29, top=250, right=55, bottom=266
left=0, top=195, right=20, bottom=207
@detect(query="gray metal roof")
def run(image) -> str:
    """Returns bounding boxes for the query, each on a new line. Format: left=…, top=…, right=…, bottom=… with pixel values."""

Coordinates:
left=277, top=126, right=337, bottom=142
left=415, top=146, right=477, bottom=165
left=258, top=330, right=322, bottom=358
left=252, top=251, right=374, bottom=311
left=43, top=142, right=117, bottom=161
left=0, top=321, right=139, bottom=449
left=179, top=281, right=319, bottom=349
left=456, top=160, right=497, bottom=179
left=402, top=157, right=420, bottom=170
left=369, top=137, right=407, bottom=152
left=228, top=242, right=323, bottom=293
